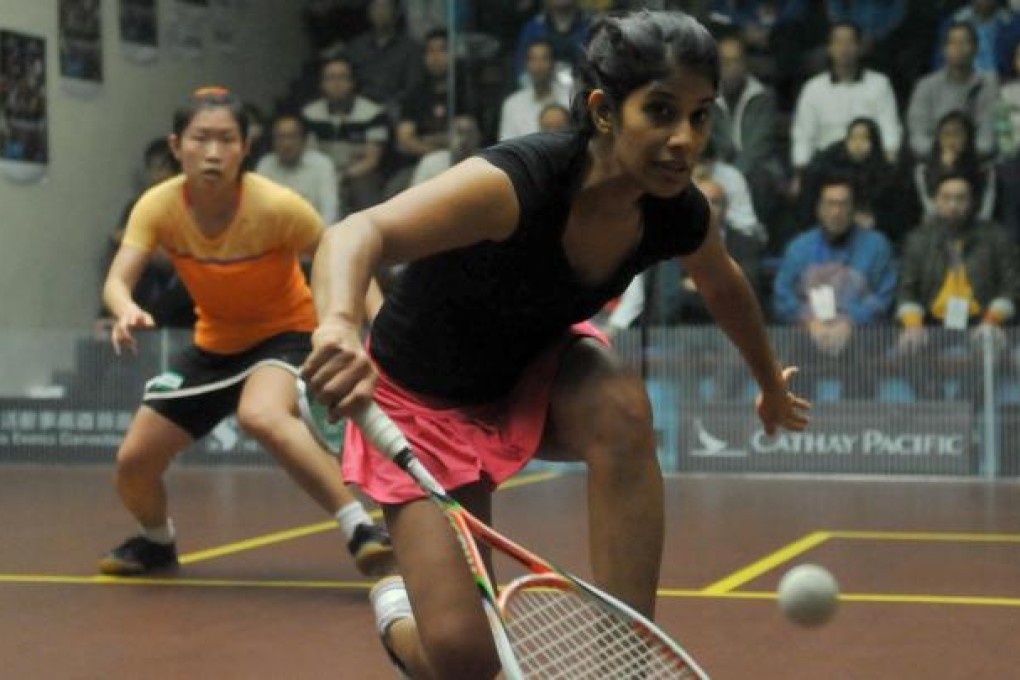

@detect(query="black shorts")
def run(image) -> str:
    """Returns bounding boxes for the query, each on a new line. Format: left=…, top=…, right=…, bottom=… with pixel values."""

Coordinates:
left=142, top=331, right=311, bottom=440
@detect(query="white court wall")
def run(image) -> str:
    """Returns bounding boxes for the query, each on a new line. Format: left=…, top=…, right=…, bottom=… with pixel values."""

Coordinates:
left=0, top=0, right=309, bottom=393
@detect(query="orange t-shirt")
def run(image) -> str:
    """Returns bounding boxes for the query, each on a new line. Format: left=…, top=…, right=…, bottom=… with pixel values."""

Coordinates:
left=122, top=173, right=322, bottom=353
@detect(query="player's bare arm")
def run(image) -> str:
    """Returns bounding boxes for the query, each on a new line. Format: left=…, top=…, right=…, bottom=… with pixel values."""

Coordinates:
left=103, top=243, right=156, bottom=354
left=681, top=225, right=810, bottom=432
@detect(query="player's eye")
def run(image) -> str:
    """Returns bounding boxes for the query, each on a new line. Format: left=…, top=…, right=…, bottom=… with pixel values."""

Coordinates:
left=645, top=101, right=677, bottom=125
left=690, top=108, right=712, bottom=129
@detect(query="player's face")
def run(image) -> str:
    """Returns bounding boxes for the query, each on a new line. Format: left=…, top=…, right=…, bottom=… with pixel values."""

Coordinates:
left=175, top=107, right=248, bottom=187
left=610, top=65, right=715, bottom=198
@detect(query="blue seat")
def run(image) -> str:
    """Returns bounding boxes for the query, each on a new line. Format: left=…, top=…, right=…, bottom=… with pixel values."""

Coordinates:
left=878, top=377, right=915, bottom=403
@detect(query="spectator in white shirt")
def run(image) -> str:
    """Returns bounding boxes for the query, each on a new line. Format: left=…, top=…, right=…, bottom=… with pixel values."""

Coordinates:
left=498, top=38, right=572, bottom=141
left=908, top=21, right=999, bottom=162
left=791, top=21, right=902, bottom=183
left=256, top=112, right=340, bottom=224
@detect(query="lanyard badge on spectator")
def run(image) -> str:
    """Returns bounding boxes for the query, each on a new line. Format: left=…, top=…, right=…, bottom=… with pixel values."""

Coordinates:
left=944, top=297, right=970, bottom=331
left=809, top=286, right=837, bottom=321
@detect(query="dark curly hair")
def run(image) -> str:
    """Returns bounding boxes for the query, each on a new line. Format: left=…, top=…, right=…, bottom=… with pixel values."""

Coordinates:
left=571, top=11, right=719, bottom=134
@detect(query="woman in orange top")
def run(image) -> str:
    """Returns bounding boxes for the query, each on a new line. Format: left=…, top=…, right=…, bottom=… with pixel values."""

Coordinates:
left=100, top=87, right=390, bottom=576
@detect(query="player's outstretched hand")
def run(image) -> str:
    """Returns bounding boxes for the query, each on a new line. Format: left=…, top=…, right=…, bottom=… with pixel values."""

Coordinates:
left=111, top=306, right=155, bottom=356
left=756, top=366, right=811, bottom=436
left=302, top=321, right=377, bottom=422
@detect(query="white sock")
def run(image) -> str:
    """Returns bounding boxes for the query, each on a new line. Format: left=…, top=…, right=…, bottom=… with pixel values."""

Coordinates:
left=141, top=519, right=175, bottom=545
left=335, top=501, right=373, bottom=542
left=370, top=575, right=413, bottom=637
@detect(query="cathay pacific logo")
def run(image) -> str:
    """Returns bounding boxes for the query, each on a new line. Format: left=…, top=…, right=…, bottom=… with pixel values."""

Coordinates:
left=691, top=419, right=748, bottom=457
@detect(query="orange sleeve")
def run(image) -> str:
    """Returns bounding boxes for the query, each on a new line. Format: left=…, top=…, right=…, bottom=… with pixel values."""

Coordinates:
left=121, top=185, right=169, bottom=253
left=278, top=188, right=325, bottom=253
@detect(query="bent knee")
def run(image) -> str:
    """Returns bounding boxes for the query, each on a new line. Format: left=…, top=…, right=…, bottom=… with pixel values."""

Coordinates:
left=556, top=372, right=656, bottom=459
left=116, top=445, right=171, bottom=481
left=601, top=376, right=655, bottom=433
left=419, top=616, right=501, bottom=679
left=235, top=401, right=287, bottom=440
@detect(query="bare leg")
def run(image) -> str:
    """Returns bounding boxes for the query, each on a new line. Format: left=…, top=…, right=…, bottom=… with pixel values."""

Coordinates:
left=115, top=405, right=193, bottom=528
left=237, top=366, right=360, bottom=514
left=381, top=482, right=500, bottom=680
left=543, top=338, right=663, bottom=617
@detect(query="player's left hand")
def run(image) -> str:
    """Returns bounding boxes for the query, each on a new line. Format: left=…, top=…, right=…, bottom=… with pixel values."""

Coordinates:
left=756, top=366, right=811, bottom=436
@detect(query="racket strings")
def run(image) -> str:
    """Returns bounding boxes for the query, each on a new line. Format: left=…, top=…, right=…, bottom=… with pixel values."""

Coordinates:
left=502, top=587, right=697, bottom=679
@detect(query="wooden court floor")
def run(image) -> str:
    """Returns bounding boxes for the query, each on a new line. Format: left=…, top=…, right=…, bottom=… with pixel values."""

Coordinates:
left=1, top=464, right=1018, bottom=679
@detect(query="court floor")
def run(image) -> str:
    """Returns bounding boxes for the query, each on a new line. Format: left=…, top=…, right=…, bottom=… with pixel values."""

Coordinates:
left=1, top=464, right=1018, bottom=679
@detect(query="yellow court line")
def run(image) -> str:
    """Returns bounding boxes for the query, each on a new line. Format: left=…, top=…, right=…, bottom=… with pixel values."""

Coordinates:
left=7, top=574, right=1018, bottom=608
left=0, top=472, right=567, bottom=588
left=499, top=470, right=561, bottom=490
left=179, top=520, right=342, bottom=565
left=701, top=532, right=832, bottom=594
left=0, top=573, right=369, bottom=589
left=838, top=592, right=1020, bottom=607
left=657, top=588, right=1020, bottom=608
left=829, top=530, right=1020, bottom=543
left=163, top=470, right=562, bottom=566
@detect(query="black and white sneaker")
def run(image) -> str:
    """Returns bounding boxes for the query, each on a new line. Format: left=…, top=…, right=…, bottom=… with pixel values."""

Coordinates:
left=99, top=536, right=178, bottom=576
left=348, top=523, right=395, bottom=577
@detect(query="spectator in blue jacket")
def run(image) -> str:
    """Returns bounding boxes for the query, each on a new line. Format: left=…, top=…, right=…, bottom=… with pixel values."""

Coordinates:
left=774, top=173, right=897, bottom=398
left=931, top=0, right=1020, bottom=77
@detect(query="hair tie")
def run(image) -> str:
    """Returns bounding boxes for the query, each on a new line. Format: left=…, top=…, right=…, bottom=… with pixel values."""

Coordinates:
left=193, top=85, right=231, bottom=98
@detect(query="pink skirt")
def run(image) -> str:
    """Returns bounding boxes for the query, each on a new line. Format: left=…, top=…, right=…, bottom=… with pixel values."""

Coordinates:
left=342, top=321, right=609, bottom=504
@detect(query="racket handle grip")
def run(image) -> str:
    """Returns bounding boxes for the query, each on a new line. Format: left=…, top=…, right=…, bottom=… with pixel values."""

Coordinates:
left=353, top=402, right=410, bottom=460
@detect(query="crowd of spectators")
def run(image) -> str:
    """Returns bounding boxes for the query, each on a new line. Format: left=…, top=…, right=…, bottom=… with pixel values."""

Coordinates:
left=102, top=0, right=1020, bottom=402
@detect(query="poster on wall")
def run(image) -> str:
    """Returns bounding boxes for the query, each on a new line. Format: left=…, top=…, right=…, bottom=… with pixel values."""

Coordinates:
left=0, top=31, right=49, bottom=184
left=168, top=0, right=208, bottom=60
left=210, top=0, right=239, bottom=55
left=59, top=0, right=104, bottom=98
left=119, top=0, right=158, bottom=64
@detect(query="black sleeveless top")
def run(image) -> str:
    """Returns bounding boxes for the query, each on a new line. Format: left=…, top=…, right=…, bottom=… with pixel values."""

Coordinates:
left=370, top=131, right=711, bottom=403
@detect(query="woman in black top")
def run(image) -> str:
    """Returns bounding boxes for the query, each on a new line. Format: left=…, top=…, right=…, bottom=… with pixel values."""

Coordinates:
left=915, top=110, right=996, bottom=222
left=305, top=11, right=810, bottom=678
left=799, top=117, right=906, bottom=244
